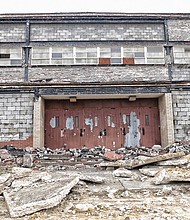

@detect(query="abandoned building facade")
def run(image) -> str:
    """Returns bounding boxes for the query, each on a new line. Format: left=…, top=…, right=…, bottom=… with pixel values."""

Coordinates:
left=0, top=12, right=189, bottom=150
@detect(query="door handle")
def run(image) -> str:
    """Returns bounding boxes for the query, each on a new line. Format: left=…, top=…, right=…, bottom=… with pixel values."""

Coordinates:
left=142, top=127, right=145, bottom=135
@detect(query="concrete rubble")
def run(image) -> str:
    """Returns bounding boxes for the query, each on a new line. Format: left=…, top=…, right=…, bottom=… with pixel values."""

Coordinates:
left=1, top=141, right=190, bottom=218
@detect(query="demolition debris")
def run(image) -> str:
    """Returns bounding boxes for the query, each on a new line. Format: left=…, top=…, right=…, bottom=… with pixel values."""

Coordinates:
left=0, top=142, right=190, bottom=218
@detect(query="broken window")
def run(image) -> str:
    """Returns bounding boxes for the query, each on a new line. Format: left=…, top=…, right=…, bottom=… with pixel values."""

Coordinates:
left=0, top=48, right=22, bottom=66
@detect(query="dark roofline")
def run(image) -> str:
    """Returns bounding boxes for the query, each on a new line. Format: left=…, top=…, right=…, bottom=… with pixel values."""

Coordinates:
left=0, top=12, right=190, bottom=21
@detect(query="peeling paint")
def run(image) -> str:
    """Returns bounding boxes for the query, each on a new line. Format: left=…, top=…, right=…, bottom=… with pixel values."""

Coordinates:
left=50, top=117, right=56, bottom=128
left=111, top=122, right=115, bottom=128
left=124, top=112, right=140, bottom=148
left=85, top=118, right=93, bottom=131
left=66, top=116, right=74, bottom=130
left=122, top=114, right=127, bottom=125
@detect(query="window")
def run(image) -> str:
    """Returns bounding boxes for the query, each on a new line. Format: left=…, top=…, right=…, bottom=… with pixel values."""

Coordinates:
left=173, top=47, right=190, bottom=64
left=147, top=47, right=164, bottom=64
left=0, top=48, right=22, bottom=66
left=32, top=47, right=49, bottom=65
left=30, top=46, right=165, bottom=66
left=75, top=47, right=98, bottom=64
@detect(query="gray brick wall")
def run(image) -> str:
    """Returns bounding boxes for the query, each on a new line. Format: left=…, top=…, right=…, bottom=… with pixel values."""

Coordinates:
left=30, top=23, right=165, bottom=41
left=28, top=65, right=169, bottom=83
left=172, top=90, right=190, bottom=141
left=0, top=93, right=34, bottom=141
left=0, top=24, right=25, bottom=42
left=0, top=68, right=24, bottom=83
left=172, top=66, right=190, bottom=81
left=168, top=19, right=190, bottom=41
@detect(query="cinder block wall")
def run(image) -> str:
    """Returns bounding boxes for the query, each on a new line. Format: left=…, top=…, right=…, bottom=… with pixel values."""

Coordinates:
left=30, top=23, right=165, bottom=41
left=0, top=93, right=34, bottom=148
left=172, top=90, right=190, bottom=141
left=28, top=66, right=168, bottom=83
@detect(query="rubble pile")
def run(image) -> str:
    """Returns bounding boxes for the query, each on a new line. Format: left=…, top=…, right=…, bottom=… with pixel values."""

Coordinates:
left=0, top=141, right=190, bottom=218
left=1, top=141, right=190, bottom=170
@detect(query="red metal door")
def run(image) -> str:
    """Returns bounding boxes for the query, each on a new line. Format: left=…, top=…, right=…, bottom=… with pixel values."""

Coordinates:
left=103, top=108, right=121, bottom=150
left=139, top=107, right=161, bottom=147
left=119, top=108, right=141, bottom=148
left=61, top=109, right=83, bottom=149
left=82, top=108, right=104, bottom=148
left=45, top=99, right=161, bottom=149
left=45, top=110, right=63, bottom=149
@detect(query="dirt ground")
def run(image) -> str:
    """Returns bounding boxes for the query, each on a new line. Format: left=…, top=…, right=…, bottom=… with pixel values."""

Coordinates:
left=0, top=166, right=190, bottom=220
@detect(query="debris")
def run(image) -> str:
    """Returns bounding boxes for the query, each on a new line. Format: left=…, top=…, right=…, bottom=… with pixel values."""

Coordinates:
left=153, top=168, right=190, bottom=185
left=139, top=166, right=163, bottom=177
left=103, top=151, right=124, bottom=161
left=75, top=203, right=95, bottom=212
left=79, top=174, right=105, bottom=184
left=125, top=152, right=185, bottom=169
left=23, top=154, right=34, bottom=168
left=113, top=168, right=141, bottom=180
left=3, top=175, right=79, bottom=217
left=156, top=154, right=190, bottom=166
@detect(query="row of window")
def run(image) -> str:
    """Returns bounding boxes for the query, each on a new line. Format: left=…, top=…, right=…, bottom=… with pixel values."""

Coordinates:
left=0, top=46, right=190, bottom=66
left=31, top=46, right=165, bottom=65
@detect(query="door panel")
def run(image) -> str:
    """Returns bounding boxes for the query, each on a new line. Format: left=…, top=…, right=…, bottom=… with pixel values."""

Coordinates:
left=45, top=99, right=161, bottom=149
left=45, top=110, right=63, bottom=149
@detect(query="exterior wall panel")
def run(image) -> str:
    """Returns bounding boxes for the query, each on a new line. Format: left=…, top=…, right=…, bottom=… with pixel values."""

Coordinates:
left=30, top=23, right=165, bottom=42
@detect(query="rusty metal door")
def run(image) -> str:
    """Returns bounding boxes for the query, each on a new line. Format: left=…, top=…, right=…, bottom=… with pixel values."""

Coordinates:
left=45, top=99, right=161, bottom=149
left=119, top=109, right=141, bottom=148
left=61, top=109, right=83, bottom=149
left=103, top=108, right=121, bottom=150
left=139, top=107, right=161, bottom=147
left=45, top=110, right=63, bottom=149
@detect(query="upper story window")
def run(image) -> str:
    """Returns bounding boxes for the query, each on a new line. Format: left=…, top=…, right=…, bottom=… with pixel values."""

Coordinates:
left=30, top=46, right=165, bottom=66
left=0, top=48, right=22, bottom=66
left=173, top=47, right=190, bottom=64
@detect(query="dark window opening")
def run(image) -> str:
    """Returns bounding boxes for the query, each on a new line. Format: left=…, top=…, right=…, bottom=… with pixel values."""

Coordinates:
left=0, top=54, right=10, bottom=58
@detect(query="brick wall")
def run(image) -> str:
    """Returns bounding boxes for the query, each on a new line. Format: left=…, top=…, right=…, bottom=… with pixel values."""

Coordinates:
left=0, top=68, right=24, bottom=83
left=168, top=19, right=190, bottom=41
left=0, top=93, right=34, bottom=148
left=172, top=66, right=190, bottom=81
left=30, top=23, right=165, bottom=41
left=29, top=65, right=169, bottom=83
left=172, top=90, right=190, bottom=141
left=0, top=24, right=25, bottom=42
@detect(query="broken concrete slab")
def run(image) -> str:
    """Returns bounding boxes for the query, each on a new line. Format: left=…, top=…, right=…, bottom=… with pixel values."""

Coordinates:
left=11, top=171, right=52, bottom=188
left=156, top=154, right=190, bottom=166
left=3, top=176, right=79, bottom=218
left=139, top=166, right=164, bottom=177
left=11, top=167, right=32, bottom=179
left=153, top=168, right=190, bottom=185
left=113, top=168, right=141, bottom=180
left=125, top=152, right=185, bottom=169
left=79, top=174, right=105, bottom=184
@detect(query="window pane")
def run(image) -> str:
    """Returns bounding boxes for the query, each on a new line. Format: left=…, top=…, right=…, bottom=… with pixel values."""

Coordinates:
left=111, top=58, right=121, bottom=64
left=52, top=53, right=62, bottom=59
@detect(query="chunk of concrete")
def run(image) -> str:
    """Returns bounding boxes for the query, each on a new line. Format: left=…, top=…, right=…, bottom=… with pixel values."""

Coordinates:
left=79, top=175, right=105, bottom=184
left=139, top=166, right=163, bottom=177
left=0, top=173, right=12, bottom=194
left=113, top=168, right=140, bottom=180
left=23, top=154, right=34, bottom=168
left=153, top=168, right=190, bottom=185
left=11, top=171, right=52, bottom=188
left=125, top=152, right=185, bottom=169
left=3, top=176, right=79, bottom=218
left=156, top=154, right=190, bottom=166
left=11, top=167, right=32, bottom=179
